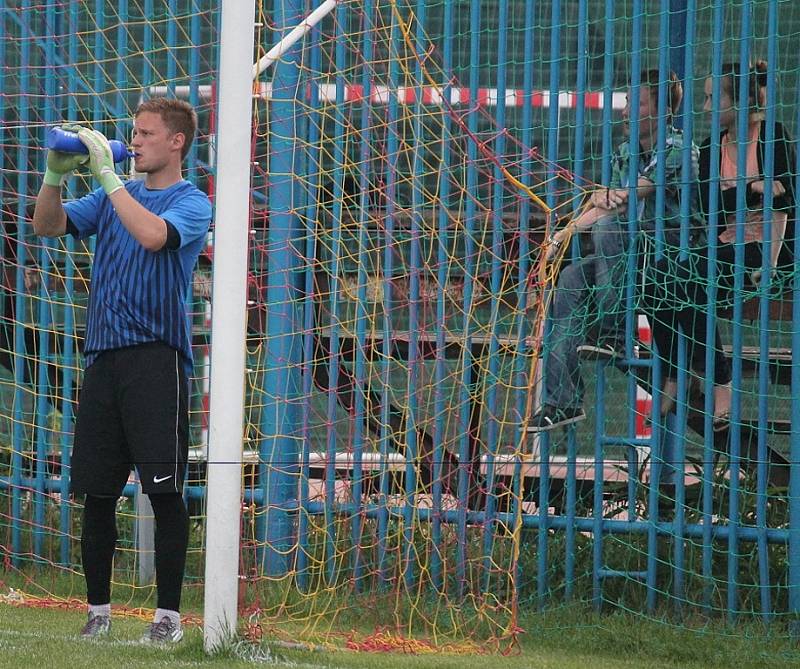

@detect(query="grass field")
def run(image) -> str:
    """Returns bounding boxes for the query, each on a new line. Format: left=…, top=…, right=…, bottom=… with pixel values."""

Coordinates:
left=1, top=601, right=800, bottom=669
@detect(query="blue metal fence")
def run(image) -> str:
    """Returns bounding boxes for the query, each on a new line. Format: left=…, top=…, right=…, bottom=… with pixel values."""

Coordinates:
left=0, top=0, right=798, bottom=626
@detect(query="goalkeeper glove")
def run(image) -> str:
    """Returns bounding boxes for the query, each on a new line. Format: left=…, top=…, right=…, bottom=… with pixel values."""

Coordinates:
left=43, top=124, right=89, bottom=187
left=77, top=127, right=124, bottom=196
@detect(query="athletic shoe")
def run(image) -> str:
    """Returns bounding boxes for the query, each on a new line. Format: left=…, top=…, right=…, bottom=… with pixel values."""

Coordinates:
left=527, top=405, right=586, bottom=433
left=141, top=616, right=184, bottom=645
left=80, top=612, right=111, bottom=639
left=577, top=337, right=626, bottom=361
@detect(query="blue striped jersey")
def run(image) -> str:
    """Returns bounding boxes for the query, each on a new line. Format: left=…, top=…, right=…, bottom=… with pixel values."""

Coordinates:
left=64, top=179, right=212, bottom=374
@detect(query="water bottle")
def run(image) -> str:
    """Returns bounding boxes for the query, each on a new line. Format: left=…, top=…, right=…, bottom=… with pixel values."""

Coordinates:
left=47, top=126, right=132, bottom=163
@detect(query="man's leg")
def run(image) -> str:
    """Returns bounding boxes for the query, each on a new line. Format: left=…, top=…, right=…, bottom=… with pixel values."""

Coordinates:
left=591, top=216, right=628, bottom=342
left=542, top=257, right=596, bottom=411
left=117, top=343, right=190, bottom=644
left=79, top=494, right=118, bottom=637
left=147, top=493, right=189, bottom=642
left=71, top=352, right=129, bottom=638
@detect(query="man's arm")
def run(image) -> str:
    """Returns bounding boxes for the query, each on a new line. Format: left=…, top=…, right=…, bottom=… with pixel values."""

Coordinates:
left=32, top=184, right=68, bottom=238
left=78, top=128, right=168, bottom=252
left=546, top=192, right=627, bottom=259
left=32, top=139, right=89, bottom=238
left=633, top=176, right=655, bottom=200
left=107, top=189, right=168, bottom=252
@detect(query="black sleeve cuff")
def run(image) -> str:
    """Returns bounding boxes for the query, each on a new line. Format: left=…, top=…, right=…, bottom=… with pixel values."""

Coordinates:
left=66, top=218, right=79, bottom=237
left=164, top=220, right=181, bottom=250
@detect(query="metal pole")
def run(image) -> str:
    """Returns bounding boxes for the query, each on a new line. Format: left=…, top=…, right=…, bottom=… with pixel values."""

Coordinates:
left=203, top=0, right=256, bottom=652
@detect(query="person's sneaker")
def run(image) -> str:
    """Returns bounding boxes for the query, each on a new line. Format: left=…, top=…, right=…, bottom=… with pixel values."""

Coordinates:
left=577, top=337, right=626, bottom=361
left=141, top=616, right=184, bottom=645
left=527, top=405, right=586, bottom=433
left=80, top=612, right=111, bottom=639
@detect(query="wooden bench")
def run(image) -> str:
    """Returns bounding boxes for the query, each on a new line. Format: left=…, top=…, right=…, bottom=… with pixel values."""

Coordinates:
left=185, top=448, right=700, bottom=517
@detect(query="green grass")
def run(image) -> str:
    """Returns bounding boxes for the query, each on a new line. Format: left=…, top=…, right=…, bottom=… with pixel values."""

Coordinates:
left=1, top=602, right=799, bottom=669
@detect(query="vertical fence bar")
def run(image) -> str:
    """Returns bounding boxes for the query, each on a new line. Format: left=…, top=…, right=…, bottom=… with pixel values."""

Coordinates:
left=320, top=0, right=345, bottom=586
left=668, top=0, right=687, bottom=128
left=728, top=0, right=753, bottom=622
left=565, top=0, right=588, bottom=603
left=455, top=0, right=482, bottom=599
left=351, top=0, right=375, bottom=589
left=481, top=0, right=510, bottom=593
left=401, top=0, right=424, bottom=591
left=789, top=60, right=800, bottom=628
left=513, top=0, right=536, bottom=599
left=143, top=0, right=154, bottom=89
left=643, top=16, right=676, bottom=596
left=651, top=7, right=672, bottom=581
left=259, top=0, right=304, bottom=577
left=403, top=0, right=427, bottom=591
left=755, top=0, right=779, bottom=623
left=592, top=0, right=615, bottom=610
left=58, top=0, right=81, bottom=569
left=432, top=0, right=456, bottom=593
left=114, top=0, right=128, bottom=140
left=0, top=2, right=11, bottom=562
left=93, top=0, right=104, bottom=122
left=537, top=0, right=561, bottom=608
left=31, top=0, right=58, bottom=563
left=186, top=3, right=203, bottom=518
left=167, top=0, right=178, bottom=91
left=622, top=0, right=657, bottom=615
left=11, top=0, right=33, bottom=566
left=187, top=1, right=202, bottom=183
left=378, top=6, right=400, bottom=586
left=297, top=9, right=324, bottom=595
left=702, top=0, right=725, bottom=613
left=672, top=0, right=695, bottom=614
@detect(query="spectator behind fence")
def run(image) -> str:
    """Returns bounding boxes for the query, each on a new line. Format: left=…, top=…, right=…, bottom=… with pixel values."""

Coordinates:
left=529, top=70, right=705, bottom=433
left=643, top=61, right=796, bottom=430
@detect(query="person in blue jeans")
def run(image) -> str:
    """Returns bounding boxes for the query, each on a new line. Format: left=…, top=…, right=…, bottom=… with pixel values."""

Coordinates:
left=530, top=70, right=705, bottom=432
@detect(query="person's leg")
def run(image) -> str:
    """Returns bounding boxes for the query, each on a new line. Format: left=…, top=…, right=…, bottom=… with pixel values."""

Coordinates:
left=148, top=493, right=189, bottom=615
left=117, top=343, right=190, bottom=643
left=677, top=254, right=733, bottom=385
left=591, top=216, right=628, bottom=340
left=542, top=256, right=596, bottom=410
left=653, top=253, right=733, bottom=426
left=638, top=255, right=682, bottom=414
left=71, top=352, right=130, bottom=637
left=81, top=495, right=118, bottom=606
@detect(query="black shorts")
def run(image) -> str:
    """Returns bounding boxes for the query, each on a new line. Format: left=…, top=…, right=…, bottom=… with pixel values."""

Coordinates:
left=71, top=342, right=189, bottom=497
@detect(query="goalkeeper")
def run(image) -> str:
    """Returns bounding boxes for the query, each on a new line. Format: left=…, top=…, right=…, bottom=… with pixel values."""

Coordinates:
left=32, top=98, right=212, bottom=644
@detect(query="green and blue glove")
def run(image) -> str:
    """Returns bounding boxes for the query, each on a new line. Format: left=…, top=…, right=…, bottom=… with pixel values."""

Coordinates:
left=77, top=127, right=124, bottom=196
left=43, top=124, right=88, bottom=187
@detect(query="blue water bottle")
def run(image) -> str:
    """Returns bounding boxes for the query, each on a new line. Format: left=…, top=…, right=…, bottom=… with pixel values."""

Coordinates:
left=47, top=126, right=132, bottom=163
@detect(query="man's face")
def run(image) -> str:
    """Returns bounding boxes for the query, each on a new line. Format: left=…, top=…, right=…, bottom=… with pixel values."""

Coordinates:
left=622, top=86, right=660, bottom=146
left=703, top=76, right=736, bottom=129
left=130, top=111, right=183, bottom=174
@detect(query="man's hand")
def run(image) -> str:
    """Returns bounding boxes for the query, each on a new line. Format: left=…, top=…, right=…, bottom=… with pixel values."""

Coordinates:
left=545, top=230, right=569, bottom=261
left=44, top=124, right=89, bottom=187
left=590, top=187, right=628, bottom=211
left=750, top=179, right=786, bottom=198
left=77, top=128, right=124, bottom=196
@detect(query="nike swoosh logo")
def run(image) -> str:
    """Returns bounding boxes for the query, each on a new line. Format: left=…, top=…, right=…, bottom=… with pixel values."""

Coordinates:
left=153, top=475, right=173, bottom=484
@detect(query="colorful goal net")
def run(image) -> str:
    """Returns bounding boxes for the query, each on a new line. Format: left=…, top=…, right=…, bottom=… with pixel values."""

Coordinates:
left=1, top=0, right=800, bottom=653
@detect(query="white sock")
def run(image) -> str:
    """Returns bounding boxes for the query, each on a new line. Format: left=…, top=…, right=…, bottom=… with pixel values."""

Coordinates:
left=154, top=608, right=181, bottom=628
left=88, top=603, right=111, bottom=618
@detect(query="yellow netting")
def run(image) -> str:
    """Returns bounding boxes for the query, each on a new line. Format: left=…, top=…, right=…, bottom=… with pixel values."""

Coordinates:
left=4, top=0, right=798, bottom=655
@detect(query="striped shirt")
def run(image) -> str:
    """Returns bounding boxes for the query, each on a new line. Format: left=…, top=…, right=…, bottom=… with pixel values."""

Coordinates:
left=610, top=125, right=705, bottom=248
left=64, top=179, right=212, bottom=374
